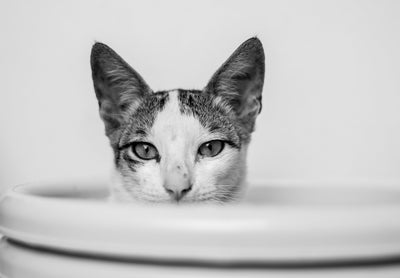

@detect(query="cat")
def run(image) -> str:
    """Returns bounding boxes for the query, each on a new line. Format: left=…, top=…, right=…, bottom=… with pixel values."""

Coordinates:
left=90, top=37, right=265, bottom=204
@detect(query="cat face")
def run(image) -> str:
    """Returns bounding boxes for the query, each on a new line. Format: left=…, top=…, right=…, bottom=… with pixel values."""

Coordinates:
left=90, top=38, right=265, bottom=203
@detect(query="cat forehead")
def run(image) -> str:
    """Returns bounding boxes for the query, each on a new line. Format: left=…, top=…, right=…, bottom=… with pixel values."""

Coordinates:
left=151, top=90, right=205, bottom=142
left=119, top=89, right=241, bottom=147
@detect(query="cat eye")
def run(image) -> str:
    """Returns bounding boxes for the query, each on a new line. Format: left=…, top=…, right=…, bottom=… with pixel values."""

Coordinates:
left=131, top=142, right=159, bottom=160
left=198, top=140, right=225, bottom=157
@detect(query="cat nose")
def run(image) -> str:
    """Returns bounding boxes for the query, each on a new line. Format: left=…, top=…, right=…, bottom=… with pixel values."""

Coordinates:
left=163, top=162, right=192, bottom=201
left=164, top=183, right=192, bottom=201
left=163, top=170, right=192, bottom=201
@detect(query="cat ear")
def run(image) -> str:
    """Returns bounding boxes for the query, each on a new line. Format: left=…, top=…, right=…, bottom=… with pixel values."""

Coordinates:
left=205, top=37, right=265, bottom=132
left=90, top=42, right=152, bottom=138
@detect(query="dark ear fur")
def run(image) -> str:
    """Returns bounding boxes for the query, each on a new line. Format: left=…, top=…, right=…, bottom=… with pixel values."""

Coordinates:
left=90, top=42, right=152, bottom=139
left=205, top=37, right=265, bottom=132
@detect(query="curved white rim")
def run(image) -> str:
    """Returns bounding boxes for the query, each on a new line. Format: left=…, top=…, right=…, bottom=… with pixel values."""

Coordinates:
left=1, top=181, right=400, bottom=263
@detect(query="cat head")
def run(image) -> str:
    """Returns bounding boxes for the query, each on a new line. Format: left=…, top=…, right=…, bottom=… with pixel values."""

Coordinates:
left=90, top=38, right=265, bottom=203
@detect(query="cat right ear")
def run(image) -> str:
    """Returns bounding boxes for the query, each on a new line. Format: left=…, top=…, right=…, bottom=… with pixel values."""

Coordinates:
left=90, top=42, right=152, bottom=138
left=205, top=38, right=265, bottom=133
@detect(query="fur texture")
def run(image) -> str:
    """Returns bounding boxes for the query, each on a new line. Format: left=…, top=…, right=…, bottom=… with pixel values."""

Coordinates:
left=90, top=38, right=265, bottom=203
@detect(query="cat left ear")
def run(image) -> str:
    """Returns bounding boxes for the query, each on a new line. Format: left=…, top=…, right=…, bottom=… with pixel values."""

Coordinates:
left=90, top=42, right=152, bottom=139
left=205, top=37, right=265, bottom=132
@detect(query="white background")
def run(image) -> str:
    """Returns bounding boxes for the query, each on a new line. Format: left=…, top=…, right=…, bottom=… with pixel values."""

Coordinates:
left=1, top=0, right=400, bottom=193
